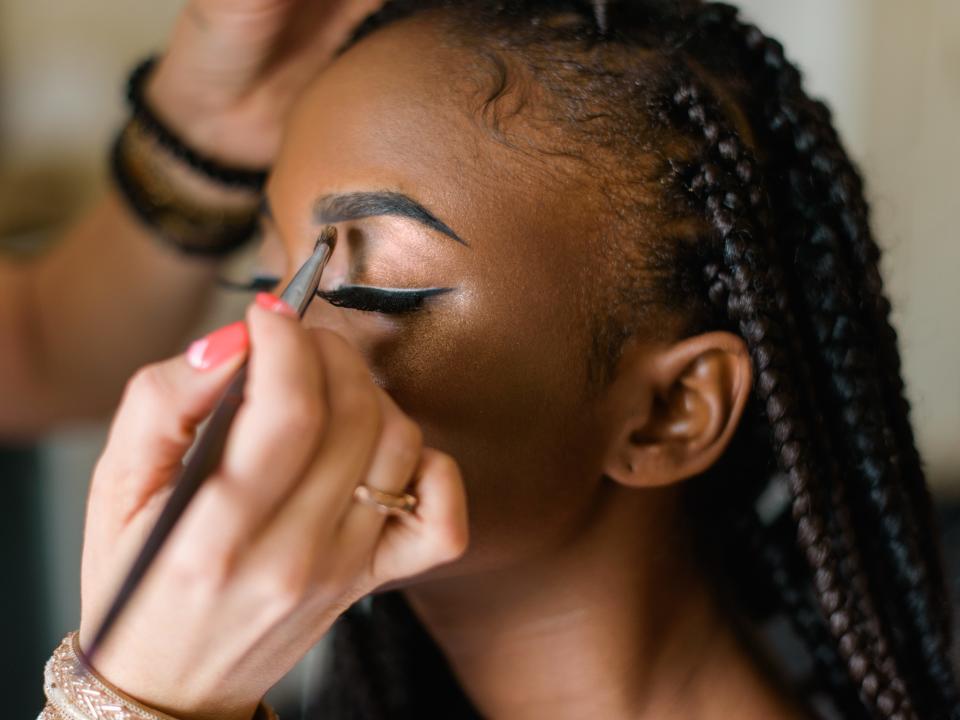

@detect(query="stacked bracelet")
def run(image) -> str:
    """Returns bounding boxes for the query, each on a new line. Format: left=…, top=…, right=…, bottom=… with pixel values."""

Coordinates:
left=111, top=118, right=259, bottom=257
left=126, top=57, right=267, bottom=192
left=111, top=56, right=269, bottom=257
left=39, top=632, right=279, bottom=720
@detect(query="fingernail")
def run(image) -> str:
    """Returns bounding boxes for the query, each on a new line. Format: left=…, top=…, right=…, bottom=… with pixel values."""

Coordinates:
left=255, top=292, right=297, bottom=318
left=186, top=321, right=249, bottom=370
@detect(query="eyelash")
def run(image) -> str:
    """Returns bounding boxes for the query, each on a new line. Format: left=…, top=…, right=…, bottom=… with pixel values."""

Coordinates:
left=318, top=285, right=448, bottom=314
left=217, top=275, right=280, bottom=293
left=220, top=275, right=446, bottom=315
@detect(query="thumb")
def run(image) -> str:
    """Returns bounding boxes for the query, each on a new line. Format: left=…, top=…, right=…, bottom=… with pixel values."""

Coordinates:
left=93, top=321, right=249, bottom=523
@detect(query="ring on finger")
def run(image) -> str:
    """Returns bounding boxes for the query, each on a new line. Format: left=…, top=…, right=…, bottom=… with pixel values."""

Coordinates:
left=352, top=484, right=418, bottom=517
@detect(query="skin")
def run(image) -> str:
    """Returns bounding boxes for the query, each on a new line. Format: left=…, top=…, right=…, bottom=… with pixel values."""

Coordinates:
left=272, top=17, right=801, bottom=717
left=0, top=0, right=380, bottom=439
left=76, top=12, right=808, bottom=720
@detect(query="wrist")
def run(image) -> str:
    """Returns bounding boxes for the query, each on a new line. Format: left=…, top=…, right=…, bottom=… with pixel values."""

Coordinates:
left=46, top=632, right=273, bottom=720
left=110, top=117, right=260, bottom=256
left=121, top=115, right=260, bottom=210
left=146, top=55, right=277, bottom=169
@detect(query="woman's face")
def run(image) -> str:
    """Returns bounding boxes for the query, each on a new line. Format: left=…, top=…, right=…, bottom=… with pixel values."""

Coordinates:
left=264, top=16, right=637, bottom=576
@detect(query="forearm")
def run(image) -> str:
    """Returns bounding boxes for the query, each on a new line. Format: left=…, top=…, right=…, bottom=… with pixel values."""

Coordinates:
left=0, top=0, right=374, bottom=440
left=0, top=191, right=219, bottom=439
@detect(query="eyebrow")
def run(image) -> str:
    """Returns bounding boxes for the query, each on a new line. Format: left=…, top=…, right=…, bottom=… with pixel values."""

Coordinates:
left=312, top=191, right=468, bottom=246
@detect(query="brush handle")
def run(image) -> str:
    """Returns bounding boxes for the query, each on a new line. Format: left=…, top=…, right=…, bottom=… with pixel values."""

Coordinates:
left=85, top=363, right=248, bottom=661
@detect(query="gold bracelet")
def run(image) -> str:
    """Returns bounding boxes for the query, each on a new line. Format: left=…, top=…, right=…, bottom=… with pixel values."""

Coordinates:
left=40, top=632, right=278, bottom=720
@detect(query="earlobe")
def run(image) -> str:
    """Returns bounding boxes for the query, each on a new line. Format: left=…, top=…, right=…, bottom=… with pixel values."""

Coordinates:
left=601, top=331, right=752, bottom=489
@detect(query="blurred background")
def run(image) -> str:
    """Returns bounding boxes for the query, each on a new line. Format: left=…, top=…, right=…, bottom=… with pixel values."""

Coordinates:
left=1, top=0, right=958, bottom=716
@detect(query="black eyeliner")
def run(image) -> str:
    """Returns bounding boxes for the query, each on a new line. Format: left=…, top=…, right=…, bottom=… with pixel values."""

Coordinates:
left=218, top=274, right=282, bottom=293
left=219, top=272, right=451, bottom=315
left=317, top=285, right=453, bottom=314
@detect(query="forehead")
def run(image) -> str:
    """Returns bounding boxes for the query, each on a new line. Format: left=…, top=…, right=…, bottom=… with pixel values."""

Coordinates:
left=270, top=15, right=599, bottom=248
left=273, top=19, right=478, bottom=239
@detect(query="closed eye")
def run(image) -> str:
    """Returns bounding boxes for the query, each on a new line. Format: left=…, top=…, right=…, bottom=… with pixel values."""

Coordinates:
left=317, top=285, right=453, bottom=314
left=218, top=273, right=452, bottom=315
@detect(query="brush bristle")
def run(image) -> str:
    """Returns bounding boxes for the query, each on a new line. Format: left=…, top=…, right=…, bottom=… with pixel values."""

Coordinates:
left=316, top=225, right=338, bottom=251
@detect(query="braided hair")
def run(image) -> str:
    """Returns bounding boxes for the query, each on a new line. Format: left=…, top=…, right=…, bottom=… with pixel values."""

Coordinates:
left=311, top=2, right=959, bottom=718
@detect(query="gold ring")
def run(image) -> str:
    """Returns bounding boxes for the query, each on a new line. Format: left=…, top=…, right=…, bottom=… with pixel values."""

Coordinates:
left=353, top=485, right=418, bottom=517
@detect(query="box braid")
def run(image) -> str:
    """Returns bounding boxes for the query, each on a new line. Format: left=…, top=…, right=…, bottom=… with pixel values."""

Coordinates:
left=660, top=18, right=957, bottom=706
left=311, top=2, right=958, bottom=718
left=685, top=5, right=957, bottom=714
left=713, top=25, right=951, bottom=641
left=680, top=63, right=953, bottom=716
left=666, top=71, right=926, bottom=717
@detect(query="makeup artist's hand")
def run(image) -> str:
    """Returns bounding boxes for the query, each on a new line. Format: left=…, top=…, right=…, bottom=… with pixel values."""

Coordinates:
left=148, top=0, right=383, bottom=167
left=76, top=295, right=468, bottom=720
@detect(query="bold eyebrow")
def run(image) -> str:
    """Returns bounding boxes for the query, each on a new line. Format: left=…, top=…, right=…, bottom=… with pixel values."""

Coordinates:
left=312, top=191, right=468, bottom=246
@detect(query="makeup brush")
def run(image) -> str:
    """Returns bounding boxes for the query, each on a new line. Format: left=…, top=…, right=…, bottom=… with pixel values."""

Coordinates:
left=84, top=226, right=338, bottom=662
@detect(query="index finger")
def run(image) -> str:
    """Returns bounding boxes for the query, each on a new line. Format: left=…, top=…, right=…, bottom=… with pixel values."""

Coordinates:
left=170, top=297, right=327, bottom=564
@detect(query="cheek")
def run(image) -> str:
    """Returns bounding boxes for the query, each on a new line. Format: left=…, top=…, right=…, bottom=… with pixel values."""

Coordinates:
left=366, top=292, right=608, bottom=568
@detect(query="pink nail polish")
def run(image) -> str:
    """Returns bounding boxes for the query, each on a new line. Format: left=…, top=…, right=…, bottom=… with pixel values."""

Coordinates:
left=186, top=321, right=249, bottom=370
left=255, top=292, right=297, bottom=318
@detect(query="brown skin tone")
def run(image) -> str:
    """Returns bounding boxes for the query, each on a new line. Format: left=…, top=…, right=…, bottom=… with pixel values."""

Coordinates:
left=262, top=15, right=807, bottom=720
left=0, top=0, right=382, bottom=439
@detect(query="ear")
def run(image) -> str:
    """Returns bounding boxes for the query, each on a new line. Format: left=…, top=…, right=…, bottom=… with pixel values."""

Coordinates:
left=600, top=331, right=752, bottom=488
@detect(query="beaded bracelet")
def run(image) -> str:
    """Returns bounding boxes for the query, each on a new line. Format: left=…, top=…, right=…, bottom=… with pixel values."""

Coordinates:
left=126, top=56, right=268, bottom=192
left=38, top=632, right=279, bottom=720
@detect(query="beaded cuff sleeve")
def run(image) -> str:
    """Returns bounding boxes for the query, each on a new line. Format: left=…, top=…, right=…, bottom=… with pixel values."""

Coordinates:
left=37, top=633, right=279, bottom=720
